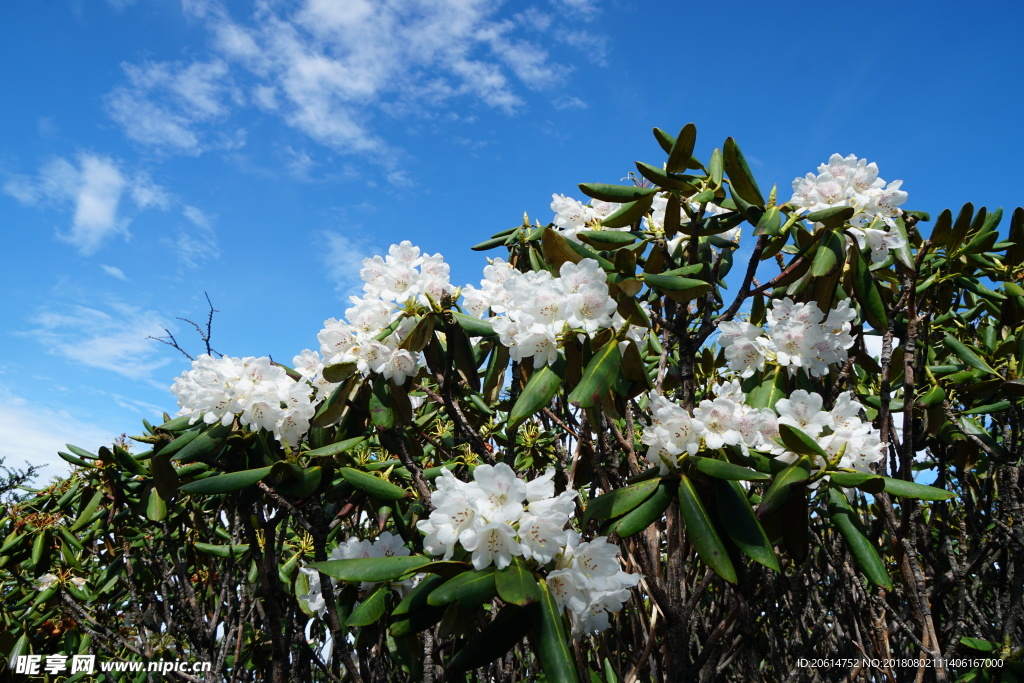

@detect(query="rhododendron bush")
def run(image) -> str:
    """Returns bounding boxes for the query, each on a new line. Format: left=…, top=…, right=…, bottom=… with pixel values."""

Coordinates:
left=3, top=124, right=1024, bottom=682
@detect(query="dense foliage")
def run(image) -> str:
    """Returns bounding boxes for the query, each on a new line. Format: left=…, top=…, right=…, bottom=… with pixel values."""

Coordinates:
left=2, top=123, right=1023, bottom=682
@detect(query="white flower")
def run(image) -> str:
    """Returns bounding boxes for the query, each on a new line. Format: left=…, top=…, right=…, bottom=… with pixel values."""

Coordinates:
left=775, top=390, right=833, bottom=438
left=460, top=521, right=519, bottom=570
left=37, top=573, right=59, bottom=591
left=790, top=154, right=909, bottom=261
left=642, top=392, right=704, bottom=473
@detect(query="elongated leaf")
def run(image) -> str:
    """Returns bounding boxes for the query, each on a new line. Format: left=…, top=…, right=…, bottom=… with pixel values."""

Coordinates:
left=827, top=470, right=884, bottom=493
left=879, top=477, right=955, bottom=501
left=451, top=311, right=496, bottom=337
left=943, top=333, right=1001, bottom=377
left=450, top=604, right=535, bottom=673
left=723, top=137, right=764, bottom=206
left=853, top=248, right=887, bottom=331
left=567, top=341, right=621, bottom=408
left=346, top=583, right=389, bottom=627
left=173, top=423, right=232, bottom=463
left=754, top=206, right=782, bottom=236
left=584, top=478, right=660, bottom=524
left=947, top=202, right=974, bottom=251
left=757, top=457, right=811, bottom=517
left=634, top=161, right=697, bottom=193
left=827, top=488, right=892, bottom=590
left=144, top=485, right=167, bottom=522
left=1007, top=206, right=1024, bottom=268
left=642, top=272, right=710, bottom=293
left=508, top=357, right=565, bottom=431
left=715, top=479, right=779, bottom=572
left=778, top=424, right=828, bottom=459
left=496, top=556, right=541, bottom=606
left=193, top=542, right=250, bottom=558
left=930, top=208, right=953, bottom=246
left=578, top=183, right=657, bottom=203
left=677, top=475, right=736, bottom=582
left=601, top=194, right=655, bottom=229
left=534, top=580, right=580, bottom=683
left=611, top=482, right=671, bottom=537
left=542, top=226, right=583, bottom=270
left=393, top=574, right=448, bottom=617
left=690, top=456, right=770, bottom=481
left=179, top=466, right=273, bottom=495
left=305, top=436, right=367, bottom=458
left=804, top=206, right=855, bottom=227
left=71, top=490, right=105, bottom=532
left=811, top=229, right=844, bottom=277
left=666, top=123, right=697, bottom=174
left=427, top=567, right=497, bottom=608
left=340, top=467, right=409, bottom=500
left=369, top=376, right=395, bottom=428
left=745, top=367, right=786, bottom=410
left=312, top=556, right=432, bottom=583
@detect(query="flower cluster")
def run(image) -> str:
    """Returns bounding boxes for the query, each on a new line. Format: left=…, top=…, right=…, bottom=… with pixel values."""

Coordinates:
left=642, top=383, right=884, bottom=476
left=317, top=241, right=453, bottom=385
left=790, top=153, right=908, bottom=263
left=170, top=354, right=316, bottom=447
left=417, top=463, right=638, bottom=635
left=717, top=298, right=856, bottom=378
left=642, top=381, right=778, bottom=473
left=463, top=258, right=619, bottom=366
left=298, top=532, right=410, bottom=617
left=550, top=194, right=621, bottom=242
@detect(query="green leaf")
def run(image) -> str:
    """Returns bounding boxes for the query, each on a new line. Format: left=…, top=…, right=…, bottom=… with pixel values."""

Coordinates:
left=690, top=456, right=770, bottom=482
left=947, top=202, right=974, bottom=251
left=889, top=218, right=915, bottom=272
left=879, top=476, right=955, bottom=501
left=827, top=488, right=892, bottom=590
left=754, top=207, right=782, bottom=236
left=340, top=467, right=409, bottom=500
left=757, top=457, right=811, bottom=517
left=427, top=567, right=498, bottom=608
left=534, top=579, right=580, bottom=683
left=322, top=362, right=357, bottom=383
left=392, top=574, right=448, bottom=617
left=70, top=489, right=105, bottom=532
left=678, top=474, right=736, bottom=583
left=666, top=123, right=697, bottom=174
left=601, top=194, right=656, bottom=229
left=642, top=272, right=710, bottom=295
left=496, top=556, right=541, bottom=606
left=305, top=436, right=368, bottom=458
left=578, top=183, right=658, bottom=203
left=723, top=137, right=764, bottom=206
left=193, top=542, right=250, bottom=558
left=708, top=148, right=724, bottom=187
left=450, top=604, right=535, bottom=673
left=179, top=466, right=273, bottom=495
left=960, top=637, right=1001, bottom=652
left=715, top=479, right=779, bottom=572
left=943, top=333, right=1001, bottom=377
left=853, top=248, right=887, bottom=331
left=346, top=583, right=390, bottom=627
left=567, top=341, right=621, bottom=408
left=827, top=470, right=884, bottom=493
left=583, top=478, right=660, bottom=524
left=508, top=357, right=565, bottom=431
left=172, top=422, right=232, bottom=463
left=611, top=482, right=671, bottom=537
left=778, top=424, right=828, bottom=459
left=633, top=161, right=698, bottom=193
left=369, top=376, right=395, bottom=428
left=1006, top=206, right=1024, bottom=269
left=811, top=229, right=845, bottom=277
left=451, top=311, right=496, bottom=337
left=745, top=367, right=787, bottom=410
left=804, top=206, right=855, bottom=227
left=472, top=234, right=516, bottom=251
left=311, top=556, right=432, bottom=583
left=144, top=485, right=167, bottom=522
left=577, top=230, right=640, bottom=250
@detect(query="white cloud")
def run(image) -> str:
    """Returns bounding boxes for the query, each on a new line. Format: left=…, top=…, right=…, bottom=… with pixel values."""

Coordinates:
left=321, top=230, right=375, bottom=296
left=0, top=387, right=122, bottom=482
left=105, top=59, right=241, bottom=155
left=3, top=153, right=129, bottom=254
left=103, top=0, right=600, bottom=171
left=101, top=264, right=129, bottom=281
left=4, top=154, right=218, bottom=262
left=24, top=303, right=173, bottom=380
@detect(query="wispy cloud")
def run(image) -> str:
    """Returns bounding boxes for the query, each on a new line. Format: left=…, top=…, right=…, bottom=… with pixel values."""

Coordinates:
left=3, top=153, right=217, bottom=261
left=101, top=264, right=129, bottom=281
left=321, top=230, right=376, bottom=297
left=102, top=0, right=601, bottom=173
left=0, top=386, right=120, bottom=482
left=24, top=302, right=173, bottom=381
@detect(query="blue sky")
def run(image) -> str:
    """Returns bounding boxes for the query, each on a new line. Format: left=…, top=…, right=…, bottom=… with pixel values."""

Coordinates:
left=2, top=0, right=1022, bottom=478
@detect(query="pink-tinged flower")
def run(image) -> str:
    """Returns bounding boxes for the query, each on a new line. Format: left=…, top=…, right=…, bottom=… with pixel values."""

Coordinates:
left=775, top=390, right=833, bottom=438
left=460, top=521, right=519, bottom=570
